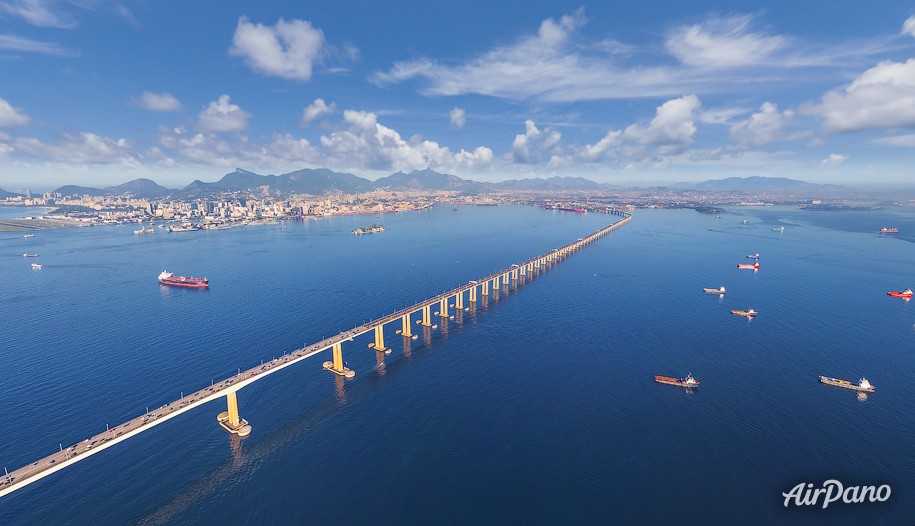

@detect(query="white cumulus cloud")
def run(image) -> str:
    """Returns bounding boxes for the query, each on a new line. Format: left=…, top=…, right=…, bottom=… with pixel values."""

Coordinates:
left=320, top=109, right=493, bottom=172
left=197, top=95, right=250, bottom=133
left=821, top=153, right=848, bottom=166
left=624, top=94, right=701, bottom=148
left=13, top=132, right=136, bottom=164
left=301, top=98, right=335, bottom=125
left=0, top=97, right=30, bottom=127
left=230, top=17, right=326, bottom=81
left=729, top=102, right=793, bottom=147
left=904, top=16, right=915, bottom=38
left=450, top=107, right=466, bottom=128
left=511, top=119, right=561, bottom=163
left=802, top=59, right=915, bottom=132
left=136, top=91, right=182, bottom=112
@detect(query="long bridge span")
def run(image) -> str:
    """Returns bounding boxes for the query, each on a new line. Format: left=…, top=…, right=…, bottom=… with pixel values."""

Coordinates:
left=0, top=211, right=631, bottom=498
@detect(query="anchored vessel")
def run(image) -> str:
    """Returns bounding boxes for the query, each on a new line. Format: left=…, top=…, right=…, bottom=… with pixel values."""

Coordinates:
left=887, top=289, right=913, bottom=298
left=22, top=253, right=38, bottom=257
left=819, top=376, right=874, bottom=393
left=168, top=223, right=201, bottom=233
left=352, top=224, right=385, bottom=235
left=23, top=234, right=35, bottom=238
left=158, top=271, right=209, bottom=289
left=31, top=263, right=42, bottom=269
left=746, top=253, right=760, bottom=258
left=703, top=286, right=726, bottom=294
left=133, top=225, right=154, bottom=234
left=655, top=373, right=700, bottom=388
left=731, top=308, right=758, bottom=318
left=880, top=227, right=899, bottom=233
left=737, top=261, right=760, bottom=270
left=772, top=226, right=784, bottom=232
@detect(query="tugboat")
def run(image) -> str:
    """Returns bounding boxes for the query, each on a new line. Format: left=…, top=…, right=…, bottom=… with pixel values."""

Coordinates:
left=819, top=376, right=874, bottom=393
left=879, top=227, right=899, bottom=234
left=703, top=286, right=726, bottom=294
left=158, top=270, right=209, bottom=289
left=731, top=308, right=758, bottom=318
left=737, top=261, right=760, bottom=270
left=887, top=289, right=914, bottom=298
left=655, top=373, right=700, bottom=388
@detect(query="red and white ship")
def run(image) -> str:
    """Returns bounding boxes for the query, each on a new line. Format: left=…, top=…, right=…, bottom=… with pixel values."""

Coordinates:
left=737, top=261, right=760, bottom=270
left=158, top=270, right=208, bottom=289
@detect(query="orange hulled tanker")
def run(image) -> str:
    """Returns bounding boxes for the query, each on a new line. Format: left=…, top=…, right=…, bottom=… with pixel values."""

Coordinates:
left=654, top=373, right=700, bottom=388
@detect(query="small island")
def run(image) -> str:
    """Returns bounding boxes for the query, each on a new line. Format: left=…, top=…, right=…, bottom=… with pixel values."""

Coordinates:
left=352, top=224, right=385, bottom=235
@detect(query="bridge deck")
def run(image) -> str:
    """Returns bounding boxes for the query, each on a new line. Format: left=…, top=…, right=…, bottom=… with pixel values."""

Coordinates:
left=0, top=211, right=630, bottom=498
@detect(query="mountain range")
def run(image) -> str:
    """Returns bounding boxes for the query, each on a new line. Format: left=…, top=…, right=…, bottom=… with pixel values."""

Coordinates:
left=0, top=168, right=864, bottom=200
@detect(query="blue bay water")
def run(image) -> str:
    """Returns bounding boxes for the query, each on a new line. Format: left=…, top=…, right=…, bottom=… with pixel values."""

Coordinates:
left=1, top=204, right=914, bottom=525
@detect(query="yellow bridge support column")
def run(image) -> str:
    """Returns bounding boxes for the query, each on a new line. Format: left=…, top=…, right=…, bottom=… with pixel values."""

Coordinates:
left=323, top=342, right=355, bottom=378
left=399, top=313, right=413, bottom=337
left=439, top=298, right=449, bottom=318
left=469, top=285, right=477, bottom=303
left=420, top=305, right=433, bottom=326
left=455, top=290, right=464, bottom=309
left=369, top=325, right=390, bottom=354
left=482, top=281, right=489, bottom=296
left=227, top=392, right=240, bottom=427
left=512, top=268, right=518, bottom=281
left=493, top=275, right=500, bottom=289
left=217, top=391, right=252, bottom=437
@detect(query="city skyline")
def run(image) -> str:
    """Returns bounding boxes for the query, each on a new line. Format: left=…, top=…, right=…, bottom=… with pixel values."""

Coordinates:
left=2, top=1, right=915, bottom=189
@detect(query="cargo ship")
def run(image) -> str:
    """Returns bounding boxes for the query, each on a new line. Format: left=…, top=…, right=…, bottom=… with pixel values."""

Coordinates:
left=818, top=376, right=874, bottom=393
left=655, top=373, right=699, bottom=388
left=352, top=225, right=384, bottom=235
left=887, top=289, right=913, bottom=298
left=879, top=227, right=899, bottom=233
left=703, top=286, right=726, bottom=294
left=737, top=261, right=760, bottom=270
left=158, top=270, right=209, bottom=289
left=731, top=308, right=757, bottom=317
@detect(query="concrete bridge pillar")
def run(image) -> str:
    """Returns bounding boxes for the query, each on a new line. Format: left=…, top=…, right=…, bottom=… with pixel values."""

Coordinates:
left=369, top=325, right=390, bottom=354
left=482, top=281, right=489, bottom=296
left=470, top=285, right=477, bottom=302
left=323, top=342, right=355, bottom=378
left=399, top=313, right=413, bottom=337
left=420, top=305, right=433, bottom=326
left=217, top=391, right=251, bottom=437
left=455, top=290, right=464, bottom=309
left=438, top=298, right=449, bottom=318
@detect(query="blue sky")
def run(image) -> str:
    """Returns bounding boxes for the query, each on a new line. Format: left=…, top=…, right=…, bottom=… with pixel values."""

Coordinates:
left=2, top=1, right=915, bottom=190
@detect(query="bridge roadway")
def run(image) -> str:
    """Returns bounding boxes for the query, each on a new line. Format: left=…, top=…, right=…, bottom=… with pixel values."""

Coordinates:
left=0, top=211, right=631, bottom=498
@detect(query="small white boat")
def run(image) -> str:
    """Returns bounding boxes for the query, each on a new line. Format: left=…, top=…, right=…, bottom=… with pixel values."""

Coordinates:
left=772, top=226, right=784, bottom=232
left=23, top=234, right=35, bottom=238
left=31, top=263, right=42, bottom=269
left=746, top=253, right=759, bottom=259
left=22, top=253, right=38, bottom=257
left=742, top=219, right=750, bottom=224
left=703, top=286, right=726, bottom=294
